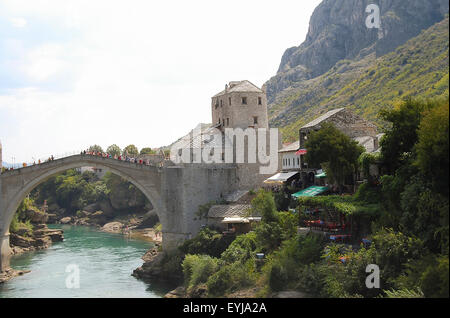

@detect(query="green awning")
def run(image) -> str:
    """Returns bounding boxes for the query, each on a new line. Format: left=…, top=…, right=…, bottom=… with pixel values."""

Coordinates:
left=292, top=186, right=329, bottom=198
left=315, top=172, right=327, bottom=178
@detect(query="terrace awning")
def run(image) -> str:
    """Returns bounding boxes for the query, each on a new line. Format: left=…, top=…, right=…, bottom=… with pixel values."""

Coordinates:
left=264, top=171, right=299, bottom=184
left=221, top=216, right=262, bottom=224
left=295, top=149, right=307, bottom=155
left=315, top=172, right=327, bottom=178
left=292, top=186, right=329, bottom=198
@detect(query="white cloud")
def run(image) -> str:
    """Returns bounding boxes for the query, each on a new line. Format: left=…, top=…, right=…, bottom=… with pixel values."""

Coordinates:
left=10, top=17, right=27, bottom=28
left=0, top=0, right=322, bottom=162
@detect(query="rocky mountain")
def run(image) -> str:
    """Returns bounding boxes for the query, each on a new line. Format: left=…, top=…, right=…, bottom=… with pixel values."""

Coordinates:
left=266, top=0, right=449, bottom=142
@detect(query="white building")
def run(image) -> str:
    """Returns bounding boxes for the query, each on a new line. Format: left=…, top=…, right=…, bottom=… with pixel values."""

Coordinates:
left=279, top=140, right=301, bottom=171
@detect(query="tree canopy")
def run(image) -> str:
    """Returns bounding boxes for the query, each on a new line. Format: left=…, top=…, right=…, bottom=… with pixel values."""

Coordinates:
left=106, top=144, right=121, bottom=157
left=305, top=122, right=364, bottom=189
left=415, top=101, right=449, bottom=195
left=140, top=147, right=155, bottom=155
left=88, top=144, right=103, bottom=153
left=122, top=144, right=139, bottom=156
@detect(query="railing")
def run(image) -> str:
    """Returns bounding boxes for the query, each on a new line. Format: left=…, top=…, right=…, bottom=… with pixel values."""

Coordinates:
left=2, top=150, right=171, bottom=173
left=3, top=150, right=84, bottom=170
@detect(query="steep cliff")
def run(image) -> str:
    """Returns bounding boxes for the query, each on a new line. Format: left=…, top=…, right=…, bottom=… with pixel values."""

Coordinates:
left=266, top=0, right=449, bottom=141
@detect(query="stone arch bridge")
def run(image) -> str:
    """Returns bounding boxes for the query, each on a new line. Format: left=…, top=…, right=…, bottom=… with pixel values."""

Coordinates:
left=0, top=154, right=242, bottom=272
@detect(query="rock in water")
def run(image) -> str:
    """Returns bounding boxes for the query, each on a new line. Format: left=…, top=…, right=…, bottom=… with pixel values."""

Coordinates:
left=101, top=221, right=124, bottom=233
left=60, top=217, right=72, bottom=224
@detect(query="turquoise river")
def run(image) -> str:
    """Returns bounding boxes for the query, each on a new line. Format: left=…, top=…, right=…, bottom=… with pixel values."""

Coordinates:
left=0, top=225, right=170, bottom=298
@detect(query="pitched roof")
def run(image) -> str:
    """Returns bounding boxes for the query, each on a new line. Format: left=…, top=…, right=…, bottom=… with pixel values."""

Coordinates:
left=279, top=140, right=300, bottom=153
left=301, top=108, right=345, bottom=129
left=207, top=204, right=255, bottom=218
left=213, top=80, right=263, bottom=97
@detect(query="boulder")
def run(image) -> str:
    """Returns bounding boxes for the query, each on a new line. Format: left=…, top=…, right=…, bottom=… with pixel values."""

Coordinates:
left=88, top=211, right=108, bottom=226
left=101, top=222, right=124, bottom=233
left=60, top=217, right=72, bottom=224
left=137, top=210, right=159, bottom=228
left=98, top=201, right=114, bottom=217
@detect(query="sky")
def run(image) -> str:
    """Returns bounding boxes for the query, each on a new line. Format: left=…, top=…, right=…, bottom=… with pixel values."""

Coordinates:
left=0, top=0, right=322, bottom=163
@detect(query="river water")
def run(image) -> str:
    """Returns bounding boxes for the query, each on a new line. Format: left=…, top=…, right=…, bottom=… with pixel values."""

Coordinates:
left=0, top=225, right=169, bottom=298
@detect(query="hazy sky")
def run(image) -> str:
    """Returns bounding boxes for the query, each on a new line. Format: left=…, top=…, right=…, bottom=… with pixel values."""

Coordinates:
left=0, top=0, right=322, bottom=163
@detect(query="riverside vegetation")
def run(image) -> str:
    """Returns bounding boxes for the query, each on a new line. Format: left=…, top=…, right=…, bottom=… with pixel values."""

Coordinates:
left=144, top=98, right=448, bottom=298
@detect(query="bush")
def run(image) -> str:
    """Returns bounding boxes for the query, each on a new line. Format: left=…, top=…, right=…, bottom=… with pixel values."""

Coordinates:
left=179, top=227, right=234, bottom=258
left=207, top=260, right=257, bottom=296
left=220, top=232, right=258, bottom=264
left=262, top=234, right=326, bottom=293
left=182, top=254, right=219, bottom=289
left=295, top=263, right=327, bottom=296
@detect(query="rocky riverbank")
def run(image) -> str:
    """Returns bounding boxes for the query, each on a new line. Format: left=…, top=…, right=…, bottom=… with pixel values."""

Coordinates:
left=10, top=224, right=64, bottom=256
left=0, top=268, right=31, bottom=284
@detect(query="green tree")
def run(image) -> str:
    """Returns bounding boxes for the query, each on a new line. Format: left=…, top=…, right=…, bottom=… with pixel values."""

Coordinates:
left=305, top=122, right=364, bottom=192
left=415, top=100, right=449, bottom=195
left=140, top=147, right=155, bottom=155
left=88, top=144, right=103, bottom=153
left=122, top=144, right=139, bottom=156
left=379, top=98, right=434, bottom=173
left=250, top=189, right=278, bottom=222
left=106, top=144, right=122, bottom=157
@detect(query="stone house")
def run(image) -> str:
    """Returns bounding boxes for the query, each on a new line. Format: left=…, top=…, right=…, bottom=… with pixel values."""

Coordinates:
left=207, top=204, right=260, bottom=233
left=266, top=108, right=381, bottom=188
left=211, top=80, right=269, bottom=131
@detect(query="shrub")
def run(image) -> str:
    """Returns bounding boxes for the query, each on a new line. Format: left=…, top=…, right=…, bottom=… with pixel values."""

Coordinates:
left=182, top=254, right=219, bottom=289
left=179, top=227, right=234, bottom=258
left=221, top=232, right=258, bottom=264
left=207, top=260, right=257, bottom=296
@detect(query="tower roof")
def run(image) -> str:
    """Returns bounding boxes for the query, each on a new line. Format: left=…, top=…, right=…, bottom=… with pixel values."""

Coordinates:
left=213, top=80, right=263, bottom=97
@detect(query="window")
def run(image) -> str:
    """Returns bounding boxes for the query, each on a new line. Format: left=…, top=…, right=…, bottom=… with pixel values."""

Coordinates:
left=229, top=97, right=231, bottom=106
left=219, top=118, right=221, bottom=125
left=220, top=100, right=223, bottom=107
left=226, top=118, right=229, bottom=126
left=242, top=97, right=247, bottom=105
left=258, top=97, right=262, bottom=105
left=215, top=99, right=219, bottom=109
left=253, top=116, right=258, bottom=124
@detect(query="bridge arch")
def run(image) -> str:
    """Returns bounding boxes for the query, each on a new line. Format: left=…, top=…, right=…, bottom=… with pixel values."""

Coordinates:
left=0, top=155, right=167, bottom=271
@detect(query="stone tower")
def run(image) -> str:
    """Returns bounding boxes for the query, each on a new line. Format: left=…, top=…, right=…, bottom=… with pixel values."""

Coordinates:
left=211, top=80, right=269, bottom=131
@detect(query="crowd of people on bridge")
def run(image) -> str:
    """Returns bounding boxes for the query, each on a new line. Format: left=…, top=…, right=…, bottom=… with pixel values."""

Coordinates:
left=81, top=149, right=151, bottom=165
left=1, top=150, right=156, bottom=174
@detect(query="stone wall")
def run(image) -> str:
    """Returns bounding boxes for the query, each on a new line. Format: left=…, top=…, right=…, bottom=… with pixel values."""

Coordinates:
left=212, top=90, right=268, bottom=130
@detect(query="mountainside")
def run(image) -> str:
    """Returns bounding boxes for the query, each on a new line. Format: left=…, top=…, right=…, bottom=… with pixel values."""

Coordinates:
left=266, top=0, right=449, bottom=142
